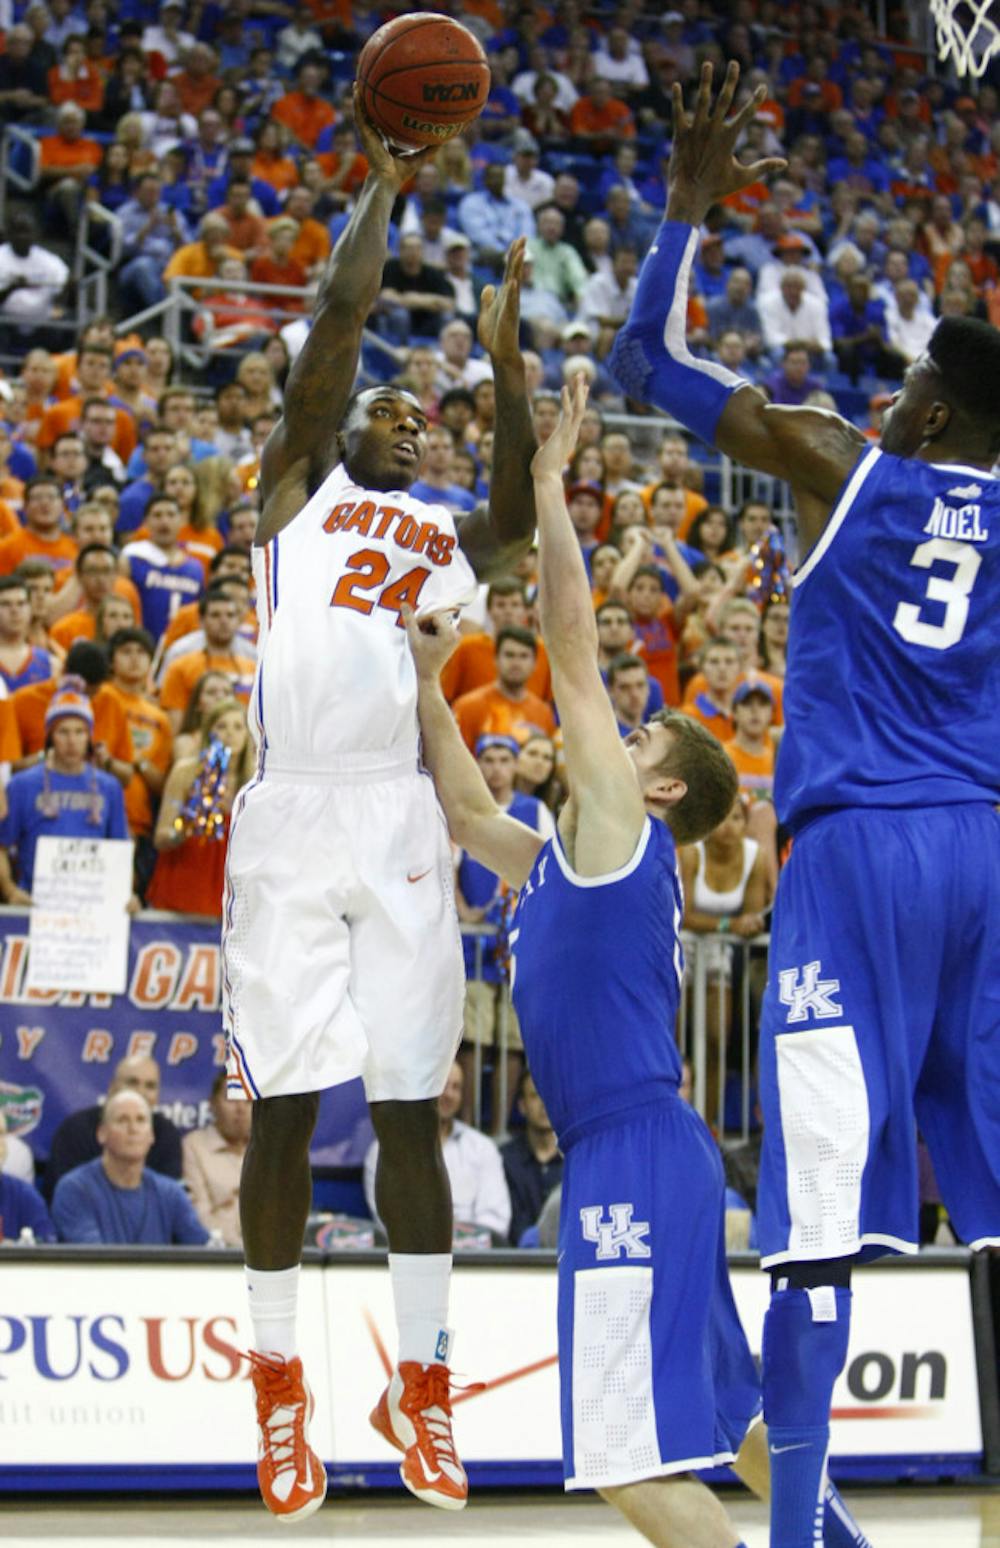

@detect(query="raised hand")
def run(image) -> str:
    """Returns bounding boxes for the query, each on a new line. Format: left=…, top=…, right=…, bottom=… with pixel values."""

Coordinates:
left=667, top=62, right=787, bottom=225
left=401, top=604, right=461, bottom=681
left=352, top=86, right=439, bottom=190
left=477, top=237, right=526, bottom=366
left=530, top=373, right=589, bottom=481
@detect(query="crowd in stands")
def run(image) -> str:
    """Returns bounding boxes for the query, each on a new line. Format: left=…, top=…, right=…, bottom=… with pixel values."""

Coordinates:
left=0, top=0, right=990, bottom=1246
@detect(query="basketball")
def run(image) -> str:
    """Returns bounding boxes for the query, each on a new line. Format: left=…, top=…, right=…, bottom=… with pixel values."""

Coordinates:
left=357, top=14, right=491, bottom=153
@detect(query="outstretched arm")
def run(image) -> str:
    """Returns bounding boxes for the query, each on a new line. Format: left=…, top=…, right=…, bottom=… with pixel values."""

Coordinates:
left=403, top=607, right=544, bottom=890
left=456, top=240, right=537, bottom=579
left=257, top=93, right=436, bottom=540
left=532, top=379, right=647, bottom=876
left=608, top=62, right=866, bottom=556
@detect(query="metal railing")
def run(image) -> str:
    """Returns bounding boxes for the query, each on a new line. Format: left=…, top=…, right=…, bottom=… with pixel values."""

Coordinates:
left=0, top=125, right=41, bottom=226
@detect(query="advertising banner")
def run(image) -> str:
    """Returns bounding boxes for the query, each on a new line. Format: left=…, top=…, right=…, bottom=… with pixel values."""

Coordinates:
left=0, top=1255, right=983, bottom=1485
left=0, top=911, right=371, bottom=1164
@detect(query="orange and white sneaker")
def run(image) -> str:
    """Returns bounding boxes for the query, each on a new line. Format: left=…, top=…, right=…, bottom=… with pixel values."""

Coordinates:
left=248, top=1351, right=328, bottom=1523
left=370, top=1362, right=468, bottom=1510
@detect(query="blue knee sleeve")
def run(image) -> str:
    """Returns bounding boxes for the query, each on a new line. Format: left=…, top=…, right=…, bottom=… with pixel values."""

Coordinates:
left=763, top=1286, right=852, bottom=1548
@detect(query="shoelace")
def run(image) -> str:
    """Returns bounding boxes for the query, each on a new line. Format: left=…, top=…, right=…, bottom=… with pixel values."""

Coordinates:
left=247, top=1351, right=309, bottom=1479
left=404, top=1366, right=484, bottom=1468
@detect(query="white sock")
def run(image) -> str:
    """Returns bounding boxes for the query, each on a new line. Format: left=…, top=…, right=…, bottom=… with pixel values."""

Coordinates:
left=245, top=1264, right=299, bottom=1361
left=388, top=1252, right=453, bottom=1367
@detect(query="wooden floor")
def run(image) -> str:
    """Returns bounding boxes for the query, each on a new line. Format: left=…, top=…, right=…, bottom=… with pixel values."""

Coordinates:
left=2, top=1489, right=999, bottom=1546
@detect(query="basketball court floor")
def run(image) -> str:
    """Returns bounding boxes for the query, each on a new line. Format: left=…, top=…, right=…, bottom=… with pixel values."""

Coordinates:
left=2, top=1489, right=998, bottom=1546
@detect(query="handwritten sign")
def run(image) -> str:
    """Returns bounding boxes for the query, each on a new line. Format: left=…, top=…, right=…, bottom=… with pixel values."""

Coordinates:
left=26, top=838, right=134, bottom=994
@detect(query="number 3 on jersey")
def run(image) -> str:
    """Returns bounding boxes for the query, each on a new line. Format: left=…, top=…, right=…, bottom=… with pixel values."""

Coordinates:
left=330, top=548, right=431, bottom=626
left=892, top=537, right=982, bottom=651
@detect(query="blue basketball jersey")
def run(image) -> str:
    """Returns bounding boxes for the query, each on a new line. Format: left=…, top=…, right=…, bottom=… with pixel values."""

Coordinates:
left=510, top=817, right=684, bottom=1142
left=777, top=446, right=1000, bottom=830
left=124, top=541, right=204, bottom=642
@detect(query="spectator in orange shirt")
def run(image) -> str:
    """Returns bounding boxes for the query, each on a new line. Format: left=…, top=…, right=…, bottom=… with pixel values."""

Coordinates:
left=16, top=561, right=60, bottom=656
left=252, top=121, right=300, bottom=194
left=440, top=578, right=551, bottom=704
left=569, top=79, right=635, bottom=155
left=48, top=542, right=140, bottom=651
left=315, top=120, right=369, bottom=208
left=250, top=218, right=307, bottom=310
left=159, top=588, right=257, bottom=732
left=19, top=349, right=58, bottom=430
left=105, top=625, right=172, bottom=888
left=171, top=42, right=221, bottom=118
left=39, top=102, right=103, bottom=232
left=47, top=36, right=105, bottom=115
left=283, top=186, right=331, bottom=277
left=147, top=698, right=254, bottom=917
left=36, top=344, right=136, bottom=467
left=162, top=214, right=242, bottom=297
left=452, top=627, right=556, bottom=751
left=681, top=637, right=740, bottom=743
left=12, top=641, right=134, bottom=784
left=170, top=669, right=233, bottom=762
left=640, top=429, right=707, bottom=535
left=0, top=477, right=77, bottom=580
left=210, top=178, right=270, bottom=259
left=95, top=595, right=139, bottom=646
left=192, top=257, right=277, bottom=353
left=723, top=680, right=779, bottom=886
left=271, top=59, right=337, bottom=152
left=687, top=598, right=785, bottom=725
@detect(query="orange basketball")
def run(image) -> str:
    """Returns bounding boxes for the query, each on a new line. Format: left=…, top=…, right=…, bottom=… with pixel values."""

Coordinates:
left=357, top=14, right=491, bottom=153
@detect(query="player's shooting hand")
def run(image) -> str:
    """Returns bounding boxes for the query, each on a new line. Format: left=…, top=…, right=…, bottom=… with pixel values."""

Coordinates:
left=530, top=373, right=589, bottom=482
left=477, top=237, right=526, bottom=366
left=667, top=62, right=787, bottom=226
left=352, top=86, right=439, bottom=189
left=400, top=603, right=461, bottom=681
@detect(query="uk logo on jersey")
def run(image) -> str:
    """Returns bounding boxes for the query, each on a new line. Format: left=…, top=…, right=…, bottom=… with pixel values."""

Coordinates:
left=579, top=1203, right=652, bottom=1261
left=778, top=960, right=843, bottom=1023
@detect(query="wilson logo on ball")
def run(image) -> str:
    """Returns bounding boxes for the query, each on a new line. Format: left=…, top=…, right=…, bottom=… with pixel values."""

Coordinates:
left=401, top=115, right=458, bottom=138
left=421, top=81, right=482, bottom=102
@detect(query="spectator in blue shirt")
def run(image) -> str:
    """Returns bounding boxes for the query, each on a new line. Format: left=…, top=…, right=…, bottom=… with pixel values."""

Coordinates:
left=830, top=273, right=906, bottom=382
left=0, top=1111, right=54, bottom=1242
left=117, top=173, right=191, bottom=314
left=827, top=132, right=892, bottom=200
left=205, top=137, right=280, bottom=218
left=764, top=343, right=824, bottom=406
left=458, top=163, right=535, bottom=273
left=0, top=682, right=128, bottom=900
left=52, top=1089, right=209, bottom=1246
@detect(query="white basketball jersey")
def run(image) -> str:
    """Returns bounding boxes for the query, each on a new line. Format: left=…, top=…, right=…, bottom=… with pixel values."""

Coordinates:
left=251, top=462, right=478, bottom=765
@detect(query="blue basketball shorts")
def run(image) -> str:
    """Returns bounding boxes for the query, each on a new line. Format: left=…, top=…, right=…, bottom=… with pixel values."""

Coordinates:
left=556, top=1095, right=761, bottom=1491
left=757, top=803, right=1000, bottom=1267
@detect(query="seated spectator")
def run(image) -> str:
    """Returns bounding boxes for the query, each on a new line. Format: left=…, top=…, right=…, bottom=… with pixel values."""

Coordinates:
left=192, top=257, right=278, bottom=353
left=162, top=214, right=241, bottom=298
left=48, top=33, right=104, bottom=115
left=282, top=187, right=331, bottom=279
left=172, top=42, right=221, bottom=119
left=456, top=734, right=553, bottom=1131
left=252, top=121, right=299, bottom=197
left=46, top=1052, right=184, bottom=1196
left=160, top=588, right=256, bottom=730
left=364, top=1060, right=512, bottom=1244
left=569, top=77, right=635, bottom=155
left=678, top=794, right=770, bottom=1127
left=377, top=234, right=456, bottom=344
left=39, top=102, right=103, bottom=233
left=0, top=213, right=71, bottom=337
left=609, top=545, right=682, bottom=706
left=313, top=121, right=369, bottom=211
left=147, top=698, right=254, bottom=917
left=182, top=1070, right=251, bottom=1246
left=0, top=24, right=50, bottom=125
left=0, top=1108, right=37, bottom=1184
left=408, top=426, right=477, bottom=514
left=887, top=277, right=937, bottom=364
left=763, top=342, right=824, bottom=407
left=0, top=1124, right=55, bottom=1242
left=458, top=164, right=535, bottom=273
left=759, top=270, right=832, bottom=358
left=434, top=320, right=493, bottom=397
left=452, top=627, right=556, bottom=751
left=117, top=174, right=190, bottom=315
left=49, top=543, right=139, bottom=652
left=520, top=72, right=571, bottom=149
left=211, top=177, right=269, bottom=260
left=724, top=681, right=776, bottom=802
left=831, top=274, right=906, bottom=383
left=503, top=130, right=554, bottom=211
left=4, top=672, right=129, bottom=855
left=250, top=219, right=307, bottom=311
left=121, top=495, right=204, bottom=642
left=500, top=1069, right=563, bottom=1247
left=52, top=1090, right=209, bottom=1245
left=0, top=576, right=54, bottom=692
left=706, top=267, right=763, bottom=355
left=441, top=579, right=551, bottom=704
left=271, top=59, right=337, bottom=154
left=578, top=244, right=639, bottom=358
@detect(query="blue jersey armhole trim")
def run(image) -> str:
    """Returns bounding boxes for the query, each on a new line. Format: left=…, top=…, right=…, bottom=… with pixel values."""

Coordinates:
left=792, top=445, right=881, bottom=589
left=550, top=815, right=652, bottom=889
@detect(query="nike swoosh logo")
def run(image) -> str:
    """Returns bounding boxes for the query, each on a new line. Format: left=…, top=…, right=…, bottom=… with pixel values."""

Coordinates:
left=407, top=868, right=432, bottom=884
left=770, top=1442, right=809, bottom=1455
left=416, top=1451, right=442, bottom=1484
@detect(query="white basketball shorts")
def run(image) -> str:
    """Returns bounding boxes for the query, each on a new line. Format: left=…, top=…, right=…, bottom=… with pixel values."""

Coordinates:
left=221, top=753, right=465, bottom=1104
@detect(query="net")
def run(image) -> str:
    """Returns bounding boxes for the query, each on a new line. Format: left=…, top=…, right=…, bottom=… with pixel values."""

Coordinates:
left=929, top=0, right=1000, bottom=77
